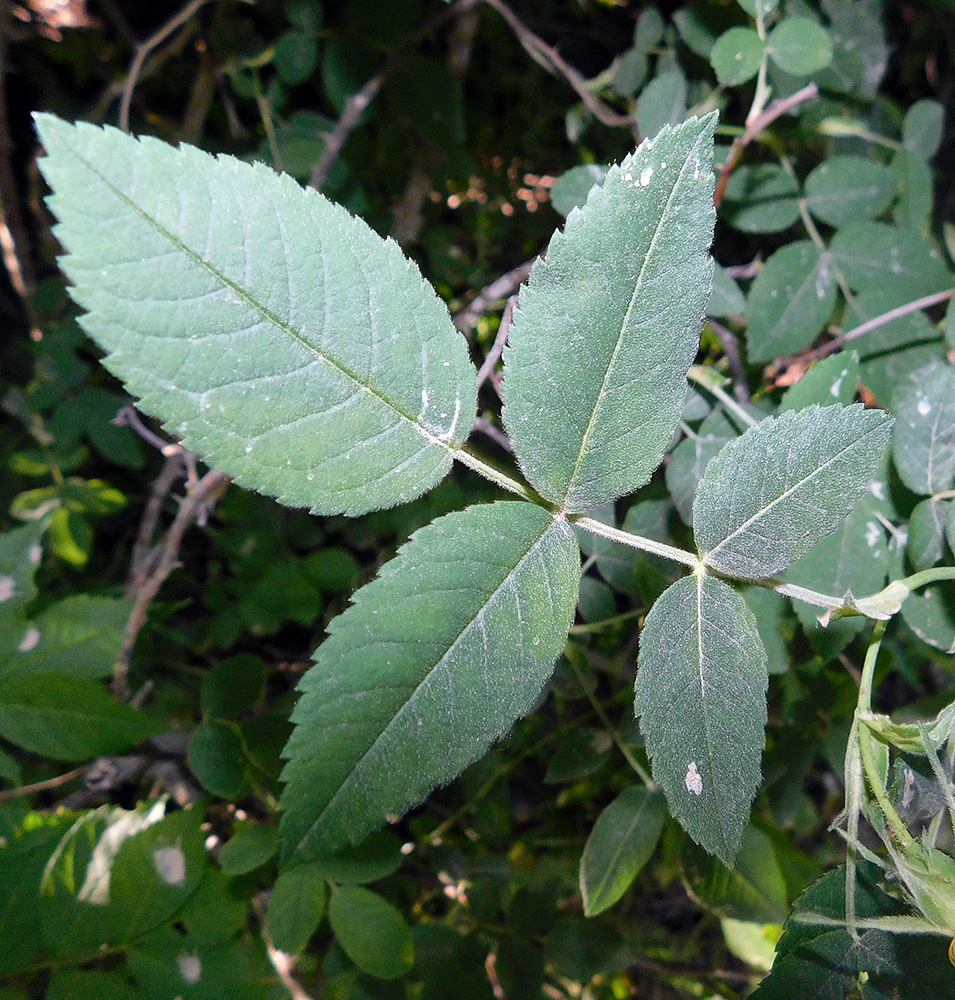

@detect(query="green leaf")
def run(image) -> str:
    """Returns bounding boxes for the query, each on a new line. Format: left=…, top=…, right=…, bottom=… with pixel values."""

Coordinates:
left=710, top=27, right=765, bottom=86
left=891, top=365, right=955, bottom=495
left=0, top=520, right=47, bottom=663
left=766, top=18, right=833, bottom=76
left=745, top=242, right=838, bottom=361
left=901, top=581, right=955, bottom=653
left=328, top=886, right=414, bottom=980
left=803, top=156, right=896, bottom=227
left=35, top=113, right=476, bottom=518
left=580, top=786, right=667, bottom=916
left=503, top=114, right=716, bottom=513
left=549, top=164, right=607, bottom=217
left=829, top=222, right=952, bottom=299
left=273, top=30, right=318, bottom=85
left=200, top=654, right=266, bottom=719
left=218, top=823, right=280, bottom=875
left=187, top=720, right=246, bottom=798
left=267, top=863, right=327, bottom=954
left=907, top=498, right=951, bottom=571
left=724, top=164, right=800, bottom=233
left=308, top=831, right=403, bottom=885
left=635, top=69, right=688, bottom=139
left=890, top=149, right=934, bottom=228
left=666, top=428, right=733, bottom=526
left=694, top=404, right=892, bottom=579
left=0, top=671, right=160, bottom=761
left=751, top=863, right=953, bottom=999
left=279, top=501, right=580, bottom=864
left=635, top=574, right=767, bottom=865
left=108, top=806, right=207, bottom=941
left=4, top=596, right=131, bottom=681
left=902, top=98, right=945, bottom=160
left=681, top=825, right=788, bottom=923
left=779, top=351, right=860, bottom=412
left=544, top=727, right=611, bottom=783
left=708, top=262, right=746, bottom=318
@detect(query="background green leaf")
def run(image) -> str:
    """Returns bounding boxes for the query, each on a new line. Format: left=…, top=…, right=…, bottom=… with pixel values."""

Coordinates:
left=891, top=364, right=955, bottom=495
left=745, top=242, right=838, bottom=361
left=0, top=671, right=160, bottom=761
left=710, top=27, right=765, bottom=86
left=266, top=863, right=326, bottom=954
left=503, top=115, right=716, bottom=512
left=580, top=786, right=666, bottom=916
left=328, top=886, right=413, bottom=980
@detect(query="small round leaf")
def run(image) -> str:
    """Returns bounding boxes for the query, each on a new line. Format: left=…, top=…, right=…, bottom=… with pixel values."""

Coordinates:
left=711, top=27, right=765, bottom=86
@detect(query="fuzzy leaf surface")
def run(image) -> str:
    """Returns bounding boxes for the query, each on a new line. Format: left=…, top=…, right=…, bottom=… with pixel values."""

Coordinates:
left=279, top=501, right=580, bottom=864
left=694, top=404, right=893, bottom=579
left=35, top=114, right=475, bottom=517
left=635, top=574, right=767, bottom=866
left=503, top=114, right=716, bottom=513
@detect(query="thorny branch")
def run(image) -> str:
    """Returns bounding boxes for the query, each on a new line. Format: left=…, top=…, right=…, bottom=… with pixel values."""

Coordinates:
left=773, top=287, right=955, bottom=378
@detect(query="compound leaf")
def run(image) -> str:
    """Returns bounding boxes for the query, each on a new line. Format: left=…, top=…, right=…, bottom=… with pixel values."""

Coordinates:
left=35, top=114, right=475, bottom=517
left=503, top=115, right=716, bottom=513
left=279, top=501, right=580, bottom=865
left=635, top=574, right=767, bottom=866
left=694, top=404, right=893, bottom=579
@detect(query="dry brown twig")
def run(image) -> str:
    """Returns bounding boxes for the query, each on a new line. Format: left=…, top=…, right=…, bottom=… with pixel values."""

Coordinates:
left=118, top=0, right=246, bottom=133
left=713, top=82, right=819, bottom=208
left=112, top=417, right=230, bottom=700
left=309, top=0, right=481, bottom=191
left=773, top=287, right=955, bottom=380
left=479, top=0, right=633, bottom=128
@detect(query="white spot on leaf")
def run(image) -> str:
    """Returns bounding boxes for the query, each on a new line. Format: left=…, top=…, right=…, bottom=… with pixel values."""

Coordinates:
left=639, top=167, right=653, bottom=187
left=865, top=521, right=881, bottom=547
left=153, top=844, right=186, bottom=884
left=177, top=952, right=202, bottom=984
left=869, top=480, right=886, bottom=500
left=0, top=576, right=15, bottom=602
left=917, top=398, right=931, bottom=416
left=685, top=761, right=703, bottom=795
left=28, top=544, right=42, bottom=564
left=18, top=626, right=40, bottom=652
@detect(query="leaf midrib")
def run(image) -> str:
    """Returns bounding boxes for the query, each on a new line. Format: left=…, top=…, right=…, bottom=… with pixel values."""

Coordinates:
left=293, top=514, right=569, bottom=858
left=563, top=130, right=704, bottom=508
left=63, top=136, right=456, bottom=454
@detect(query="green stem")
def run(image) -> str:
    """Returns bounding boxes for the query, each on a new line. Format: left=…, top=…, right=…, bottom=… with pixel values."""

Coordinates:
left=573, top=516, right=700, bottom=569
left=687, top=366, right=757, bottom=429
left=571, top=658, right=654, bottom=786
left=453, top=447, right=536, bottom=501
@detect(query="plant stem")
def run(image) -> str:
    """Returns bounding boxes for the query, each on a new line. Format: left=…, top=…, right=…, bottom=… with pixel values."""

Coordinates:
left=573, top=516, right=701, bottom=569
left=571, top=658, right=654, bottom=786
left=452, top=447, right=536, bottom=500
left=687, top=365, right=757, bottom=428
